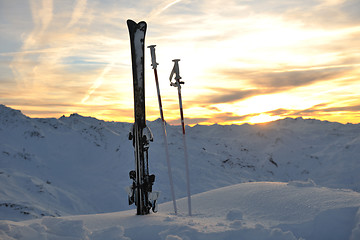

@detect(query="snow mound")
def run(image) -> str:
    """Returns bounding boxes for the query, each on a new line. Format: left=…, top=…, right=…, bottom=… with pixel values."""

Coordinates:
left=161, top=182, right=360, bottom=226
left=1, top=182, right=360, bottom=240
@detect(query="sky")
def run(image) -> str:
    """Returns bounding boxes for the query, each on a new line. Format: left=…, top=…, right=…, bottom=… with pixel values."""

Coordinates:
left=0, top=0, right=359, bottom=125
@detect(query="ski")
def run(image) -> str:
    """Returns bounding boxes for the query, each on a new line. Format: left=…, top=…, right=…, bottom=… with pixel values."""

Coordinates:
left=126, top=19, right=158, bottom=215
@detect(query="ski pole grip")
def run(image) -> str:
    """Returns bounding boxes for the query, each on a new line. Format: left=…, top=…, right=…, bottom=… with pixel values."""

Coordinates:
left=147, top=45, right=158, bottom=69
left=172, top=59, right=182, bottom=81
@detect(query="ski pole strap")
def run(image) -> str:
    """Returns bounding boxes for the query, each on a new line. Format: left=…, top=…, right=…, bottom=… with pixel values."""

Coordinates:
left=147, top=45, right=158, bottom=70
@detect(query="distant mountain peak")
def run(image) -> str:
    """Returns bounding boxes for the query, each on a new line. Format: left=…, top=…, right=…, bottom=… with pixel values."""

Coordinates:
left=0, top=104, right=29, bottom=125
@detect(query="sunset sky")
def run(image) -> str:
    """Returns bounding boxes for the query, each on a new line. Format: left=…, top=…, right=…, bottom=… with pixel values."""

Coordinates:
left=1, top=0, right=359, bottom=125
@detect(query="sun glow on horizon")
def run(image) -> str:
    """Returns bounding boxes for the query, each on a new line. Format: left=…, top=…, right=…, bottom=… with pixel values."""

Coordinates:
left=246, top=114, right=282, bottom=124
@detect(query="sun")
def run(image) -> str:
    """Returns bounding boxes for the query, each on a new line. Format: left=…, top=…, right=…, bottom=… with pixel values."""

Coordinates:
left=247, top=114, right=282, bottom=124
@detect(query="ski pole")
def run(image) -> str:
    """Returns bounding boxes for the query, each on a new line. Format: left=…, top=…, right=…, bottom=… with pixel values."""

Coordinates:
left=148, top=45, right=178, bottom=215
left=170, top=59, right=192, bottom=216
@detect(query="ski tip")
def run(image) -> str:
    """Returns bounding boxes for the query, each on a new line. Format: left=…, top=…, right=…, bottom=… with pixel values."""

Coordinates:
left=127, top=19, right=147, bottom=37
left=127, top=19, right=147, bottom=29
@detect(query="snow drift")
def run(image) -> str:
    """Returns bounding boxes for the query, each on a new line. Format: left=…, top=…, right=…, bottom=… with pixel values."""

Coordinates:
left=1, top=182, right=360, bottom=240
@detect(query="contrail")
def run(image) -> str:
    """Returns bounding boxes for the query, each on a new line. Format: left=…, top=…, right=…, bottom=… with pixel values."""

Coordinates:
left=147, top=0, right=183, bottom=20
left=11, top=0, right=53, bottom=85
left=81, top=62, right=114, bottom=103
left=67, top=0, right=87, bottom=28
left=161, top=0, right=182, bottom=12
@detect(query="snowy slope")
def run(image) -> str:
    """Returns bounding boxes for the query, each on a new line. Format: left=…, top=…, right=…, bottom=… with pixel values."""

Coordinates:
left=1, top=182, right=360, bottom=240
left=1, top=104, right=360, bottom=219
left=1, top=103, right=360, bottom=237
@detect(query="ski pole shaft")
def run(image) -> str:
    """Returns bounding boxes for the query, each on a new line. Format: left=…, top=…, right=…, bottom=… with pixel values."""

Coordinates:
left=182, top=131, right=191, bottom=216
left=177, top=86, right=186, bottom=135
left=177, top=85, right=191, bottom=216
left=154, top=69, right=165, bottom=121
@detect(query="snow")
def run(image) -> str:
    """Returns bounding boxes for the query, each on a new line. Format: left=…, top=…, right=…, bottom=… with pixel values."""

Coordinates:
left=1, top=104, right=360, bottom=239
left=1, top=182, right=360, bottom=239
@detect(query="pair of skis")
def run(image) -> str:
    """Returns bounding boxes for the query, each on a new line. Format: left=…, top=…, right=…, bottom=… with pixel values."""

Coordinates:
left=126, top=20, right=158, bottom=215
left=126, top=19, right=191, bottom=216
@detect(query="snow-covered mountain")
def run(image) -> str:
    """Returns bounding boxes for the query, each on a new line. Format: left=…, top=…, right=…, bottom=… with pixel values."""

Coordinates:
left=1, top=104, right=360, bottom=239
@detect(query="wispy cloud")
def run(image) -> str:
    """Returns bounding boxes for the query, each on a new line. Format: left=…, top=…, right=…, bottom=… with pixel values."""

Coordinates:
left=249, top=67, right=352, bottom=89
left=81, top=61, right=115, bottom=103
left=166, top=112, right=248, bottom=126
left=250, top=101, right=360, bottom=124
left=66, top=0, right=87, bottom=28
left=293, top=104, right=360, bottom=116
left=27, top=0, right=53, bottom=46
left=10, top=0, right=54, bottom=86
left=197, top=66, right=354, bottom=105
left=147, top=0, right=183, bottom=20
left=199, top=89, right=264, bottom=105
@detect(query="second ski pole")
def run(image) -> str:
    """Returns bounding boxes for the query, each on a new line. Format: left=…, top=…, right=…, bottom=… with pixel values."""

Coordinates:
left=170, top=59, right=192, bottom=216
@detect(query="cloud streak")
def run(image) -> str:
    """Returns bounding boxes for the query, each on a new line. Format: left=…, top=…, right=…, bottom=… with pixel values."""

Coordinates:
left=198, top=66, right=354, bottom=105
left=27, top=0, right=53, bottom=47
left=67, top=0, right=87, bottom=28
left=81, top=61, right=115, bottom=103
left=10, top=0, right=54, bottom=86
left=255, top=102, right=360, bottom=124
left=249, top=67, right=352, bottom=88
left=199, top=89, right=264, bottom=104
left=146, top=0, right=184, bottom=21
